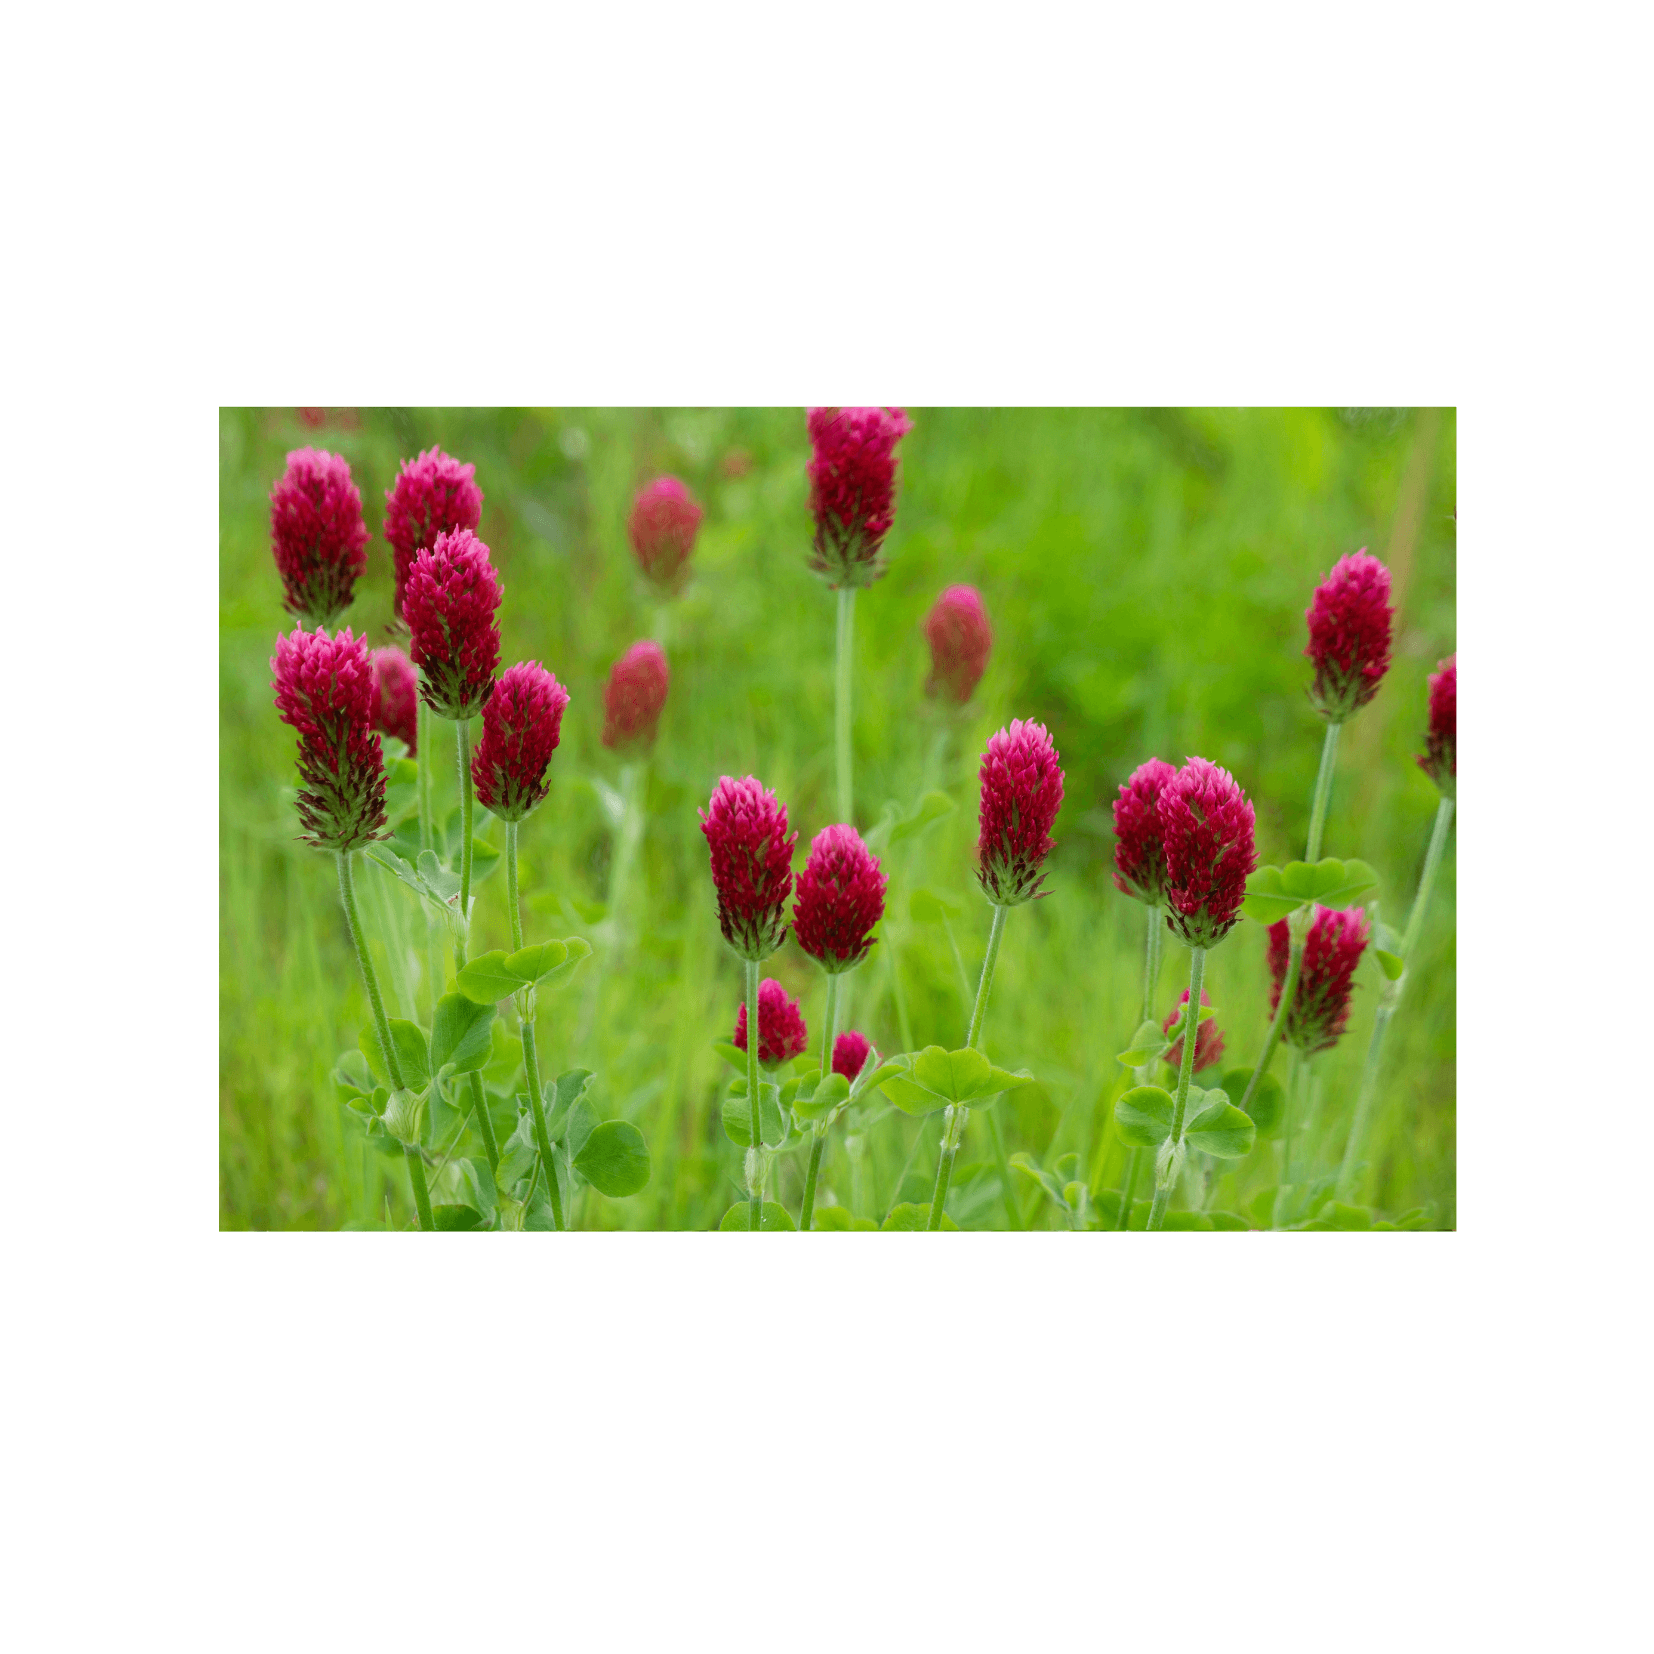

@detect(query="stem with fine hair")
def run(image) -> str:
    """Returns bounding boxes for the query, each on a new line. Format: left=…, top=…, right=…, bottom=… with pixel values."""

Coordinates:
left=454, top=716, right=475, bottom=966
left=835, top=586, right=855, bottom=823
left=799, top=973, right=842, bottom=1232
left=507, top=821, right=560, bottom=1227
left=745, top=958, right=762, bottom=1230
left=1120, top=902, right=1165, bottom=1228
left=1305, top=720, right=1342, bottom=862
left=1237, top=919, right=1306, bottom=1116
left=1146, top=946, right=1206, bottom=1232
left=1272, top=1047, right=1306, bottom=1228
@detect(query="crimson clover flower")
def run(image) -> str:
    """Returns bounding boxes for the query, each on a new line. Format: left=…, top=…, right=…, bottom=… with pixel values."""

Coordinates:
left=1158, top=757, right=1257, bottom=948
left=404, top=528, right=503, bottom=720
left=1305, top=550, right=1394, bottom=722
left=792, top=824, right=887, bottom=974
left=806, top=406, right=913, bottom=588
left=701, top=776, right=797, bottom=961
left=369, top=645, right=419, bottom=755
left=1112, top=757, right=1178, bottom=904
left=471, top=661, right=570, bottom=821
left=733, top=978, right=809, bottom=1070
left=269, top=448, right=369, bottom=627
left=976, top=719, right=1065, bottom=906
left=832, top=1030, right=876, bottom=1084
left=1267, top=904, right=1370, bottom=1054
left=628, top=477, right=703, bottom=588
left=1161, top=989, right=1225, bottom=1075
left=924, top=585, right=992, bottom=704
left=1417, top=653, right=1456, bottom=797
left=384, top=447, right=483, bottom=624
left=602, top=641, right=670, bottom=749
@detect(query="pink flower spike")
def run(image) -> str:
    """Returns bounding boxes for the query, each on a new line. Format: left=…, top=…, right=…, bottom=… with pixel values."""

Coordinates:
left=384, top=448, right=483, bottom=623
left=701, top=776, right=798, bottom=961
left=271, top=626, right=387, bottom=852
left=976, top=720, right=1065, bottom=906
left=1161, top=989, right=1225, bottom=1075
left=1112, top=757, right=1178, bottom=904
left=602, top=641, right=670, bottom=749
left=628, top=477, right=704, bottom=588
left=1267, top=904, right=1370, bottom=1054
left=806, top=406, right=913, bottom=588
left=1305, top=550, right=1394, bottom=722
left=403, top=528, right=504, bottom=720
left=270, top=448, right=369, bottom=627
left=1417, top=653, right=1456, bottom=797
left=370, top=646, right=419, bottom=756
left=792, top=825, right=887, bottom=975
left=472, top=662, right=570, bottom=822
left=733, top=979, right=809, bottom=1070
left=924, top=585, right=992, bottom=704
left=1158, top=757, right=1257, bottom=948
left=832, top=1030, right=876, bottom=1084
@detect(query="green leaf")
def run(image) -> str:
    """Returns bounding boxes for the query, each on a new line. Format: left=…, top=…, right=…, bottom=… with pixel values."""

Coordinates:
left=1374, top=948, right=1405, bottom=981
left=1184, top=1094, right=1257, bottom=1159
left=848, top=1060, right=902, bottom=1103
left=431, top=993, right=497, bottom=1076
left=721, top=1079, right=785, bottom=1148
left=332, top=1049, right=374, bottom=1101
left=433, top=1204, right=486, bottom=1231
left=497, top=1109, right=539, bottom=1191
left=1009, top=1151, right=1067, bottom=1209
left=1208, top=1211, right=1250, bottom=1230
left=456, top=950, right=522, bottom=1004
left=880, top=1073, right=949, bottom=1116
left=1117, top=1019, right=1170, bottom=1068
left=1160, top=1210, right=1214, bottom=1230
left=534, top=936, right=592, bottom=992
left=1115, top=1085, right=1175, bottom=1147
left=361, top=1020, right=430, bottom=1088
left=888, top=790, right=956, bottom=847
left=1241, top=865, right=1301, bottom=925
left=711, top=1040, right=748, bottom=1073
left=909, top=886, right=962, bottom=924
left=573, top=1120, right=651, bottom=1198
left=809, top=1205, right=855, bottom=1231
left=1324, top=1202, right=1373, bottom=1230
left=416, top=849, right=462, bottom=903
left=1222, top=1068, right=1285, bottom=1137
left=544, top=1069, right=596, bottom=1133
left=468, top=836, right=502, bottom=885
left=879, top=1202, right=959, bottom=1231
left=911, top=1045, right=989, bottom=1100
left=432, top=1155, right=497, bottom=1222
left=1313, top=858, right=1378, bottom=909
left=718, top=1200, right=796, bottom=1231
left=792, top=1071, right=850, bottom=1123
left=1280, top=859, right=1324, bottom=899
left=503, top=939, right=568, bottom=984
left=364, top=843, right=439, bottom=909
left=381, top=1087, right=426, bottom=1147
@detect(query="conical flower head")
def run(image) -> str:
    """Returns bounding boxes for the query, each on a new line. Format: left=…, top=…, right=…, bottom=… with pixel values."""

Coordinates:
left=384, top=448, right=483, bottom=623
left=472, top=662, right=570, bottom=821
left=1161, top=989, right=1225, bottom=1074
left=733, top=978, right=809, bottom=1070
left=792, top=825, right=887, bottom=974
left=1305, top=550, right=1393, bottom=722
left=701, top=776, right=797, bottom=961
left=806, top=406, right=913, bottom=588
left=1112, top=757, right=1178, bottom=904
left=370, top=645, right=419, bottom=755
left=404, top=528, right=503, bottom=720
left=628, top=477, right=703, bottom=589
left=271, top=626, right=387, bottom=852
left=602, top=640, right=670, bottom=749
left=1158, top=757, right=1256, bottom=948
left=976, top=719, right=1064, bottom=906
left=1268, top=904, right=1370, bottom=1054
left=270, top=448, right=369, bottom=627
left=924, top=585, right=992, bottom=704
left=1417, top=653, right=1456, bottom=798
left=832, top=1030, right=876, bottom=1084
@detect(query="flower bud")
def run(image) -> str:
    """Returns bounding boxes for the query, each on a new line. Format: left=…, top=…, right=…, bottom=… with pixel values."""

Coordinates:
left=472, top=661, right=570, bottom=821
left=700, top=776, right=797, bottom=961
left=370, top=646, right=419, bottom=755
left=628, top=477, right=703, bottom=588
left=1416, top=653, right=1456, bottom=797
left=832, top=1030, right=876, bottom=1084
left=976, top=719, right=1065, bottom=906
left=1158, top=757, right=1256, bottom=948
left=793, top=825, right=887, bottom=974
left=383, top=447, right=483, bottom=623
left=269, top=448, right=369, bottom=627
left=1112, top=757, right=1177, bottom=904
left=733, top=978, right=809, bottom=1069
left=1267, top=904, right=1370, bottom=1053
left=601, top=641, right=669, bottom=749
left=1305, top=550, right=1393, bottom=723
left=806, top=406, right=912, bottom=588
left=404, top=528, right=503, bottom=720
left=924, top=585, right=992, bottom=704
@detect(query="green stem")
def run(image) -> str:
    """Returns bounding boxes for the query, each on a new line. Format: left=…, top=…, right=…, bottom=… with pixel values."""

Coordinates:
left=966, top=904, right=1008, bottom=1052
left=835, top=586, right=855, bottom=824
left=417, top=699, right=433, bottom=853
left=1402, top=797, right=1455, bottom=959
left=799, top=974, right=841, bottom=1232
left=1305, top=720, right=1342, bottom=862
left=1238, top=926, right=1306, bottom=1115
left=925, top=1104, right=963, bottom=1229
left=454, top=716, right=475, bottom=967
left=1273, top=1047, right=1305, bottom=1229
left=745, top=958, right=761, bottom=1230
left=507, top=821, right=559, bottom=1227
left=1146, top=946, right=1205, bottom=1231
left=1118, top=904, right=1162, bottom=1230
left=1116, top=1148, right=1142, bottom=1229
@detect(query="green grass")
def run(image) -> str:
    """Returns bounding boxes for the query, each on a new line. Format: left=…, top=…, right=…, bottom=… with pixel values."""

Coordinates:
left=219, top=406, right=1456, bottom=1230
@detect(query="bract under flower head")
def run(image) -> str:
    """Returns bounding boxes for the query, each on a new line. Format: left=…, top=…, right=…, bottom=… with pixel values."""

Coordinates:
left=1305, top=550, right=1393, bottom=722
left=602, top=641, right=670, bottom=749
left=1268, top=904, right=1370, bottom=1054
left=404, top=528, right=504, bottom=720
left=1161, top=989, right=1225, bottom=1074
left=733, top=978, right=809, bottom=1069
left=1417, top=653, right=1456, bottom=797
left=976, top=719, right=1065, bottom=906
left=271, top=626, right=387, bottom=852
left=924, top=585, right=992, bottom=704
left=628, top=477, right=703, bottom=588
left=1112, top=757, right=1178, bottom=904
left=792, top=825, right=887, bottom=974
left=370, top=645, right=419, bottom=755
left=270, top=448, right=369, bottom=627
left=806, top=406, right=913, bottom=588
left=1158, top=757, right=1256, bottom=948
left=700, top=776, right=797, bottom=961
left=472, top=662, right=570, bottom=821
left=832, top=1030, right=876, bottom=1084
left=384, top=448, right=483, bottom=623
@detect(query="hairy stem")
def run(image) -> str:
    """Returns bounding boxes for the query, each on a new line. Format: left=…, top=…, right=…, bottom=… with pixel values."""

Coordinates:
left=745, top=958, right=761, bottom=1230
left=1305, top=720, right=1342, bottom=862
left=835, top=586, right=855, bottom=824
left=1238, top=926, right=1306, bottom=1115
left=799, top=973, right=841, bottom=1232
left=507, top=821, right=559, bottom=1228
left=1146, top=946, right=1205, bottom=1232
left=1273, top=1047, right=1306, bottom=1229
left=454, top=716, right=475, bottom=968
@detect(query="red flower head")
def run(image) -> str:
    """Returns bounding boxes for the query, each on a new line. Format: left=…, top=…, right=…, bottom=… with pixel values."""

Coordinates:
left=701, top=776, right=797, bottom=961
left=792, top=825, right=887, bottom=975
left=602, top=641, right=670, bottom=749
left=271, top=626, right=387, bottom=852
left=1161, top=989, right=1225, bottom=1075
left=404, top=528, right=503, bottom=721
left=806, top=406, right=913, bottom=588
left=472, top=662, right=570, bottom=821
left=1112, top=757, right=1178, bottom=904
left=1267, top=904, right=1370, bottom=1054
left=1417, top=653, right=1456, bottom=797
left=733, top=978, right=809, bottom=1070
left=832, top=1029, right=876, bottom=1083
left=628, top=477, right=704, bottom=589
left=924, top=585, right=992, bottom=704
left=384, top=448, right=484, bottom=623
left=976, top=720, right=1065, bottom=906
left=1305, top=550, right=1394, bottom=722
left=269, top=448, right=369, bottom=627
left=370, top=645, right=419, bottom=756
left=1158, top=757, right=1257, bottom=948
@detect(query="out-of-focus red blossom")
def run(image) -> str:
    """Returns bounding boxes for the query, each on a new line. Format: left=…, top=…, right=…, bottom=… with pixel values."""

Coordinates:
left=1305, top=550, right=1393, bottom=722
left=271, top=627, right=387, bottom=852
left=370, top=646, right=419, bottom=755
left=832, top=1030, right=876, bottom=1084
left=733, top=979, right=809, bottom=1069
left=1158, top=757, right=1256, bottom=948
left=298, top=408, right=327, bottom=429
left=792, top=825, right=887, bottom=974
left=404, top=528, right=503, bottom=719
left=602, top=641, right=670, bottom=749
left=976, top=720, right=1065, bottom=905
left=1417, top=653, right=1456, bottom=797
left=924, top=585, right=992, bottom=703
left=721, top=449, right=753, bottom=479
left=806, top=406, right=913, bottom=587
left=1268, top=905, right=1370, bottom=1054
left=1112, top=757, right=1178, bottom=904
left=1162, top=989, right=1225, bottom=1074
left=384, top=448, right=484, bottom=622
left=269, top=448, right=369, bottom=627
left=628, top=477, right=703, bottom=588
left=472, top=662, right=570, bottom=821
left=701, top=776, right=797, bottom=960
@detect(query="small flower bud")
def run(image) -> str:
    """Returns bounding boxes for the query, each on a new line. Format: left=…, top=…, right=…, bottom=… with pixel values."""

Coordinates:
left=924, top=585, right=992, bottom=704
left=601, top=641, right=669, bottom=749
left=832, top=1030, right=876, bottom=1084
left=628, top=477, right=704, bottom=588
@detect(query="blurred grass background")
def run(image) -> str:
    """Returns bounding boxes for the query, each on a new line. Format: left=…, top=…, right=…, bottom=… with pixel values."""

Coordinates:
left=219, top=407, right=1455, bottom=1231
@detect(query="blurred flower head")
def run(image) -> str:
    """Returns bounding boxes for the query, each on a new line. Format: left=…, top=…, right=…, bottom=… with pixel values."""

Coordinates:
left=602, top=640, right=669, bottom=749
left=806, top=406, right=913, bottom=588
left=1417, top=653, right=1456, bottom=797
left=1112, top=757, right=1178, bottom=905
left=832, top=1029, right=876, bottom=1084
left=1305, top=550, right=1393, bottom=722
left=1159, top=757, right=1256, bottom=948
left=628, top=476, right=703, bottom=589
left=384, top=448, right=484, bottom=624
left=700, top=776, right=797, bottom=961
left=369, top=645, right=418, bottom=755
left=269, top=448, right=369, bottom=628
left=792, top=825, right=887, bottom=974
left=404, top=528, right=503, bottom=720
left=734, top=978, right=809, bottom=1069
left=924, top=585, right=992, bottom=704
left=1268, top=904, right=1370, bottom=1053
left=1161, top=988, right=1225, bottom=1074
left=977, top=719, right=1064, bottom=906
left=472, top=662, right=570, bottom=821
